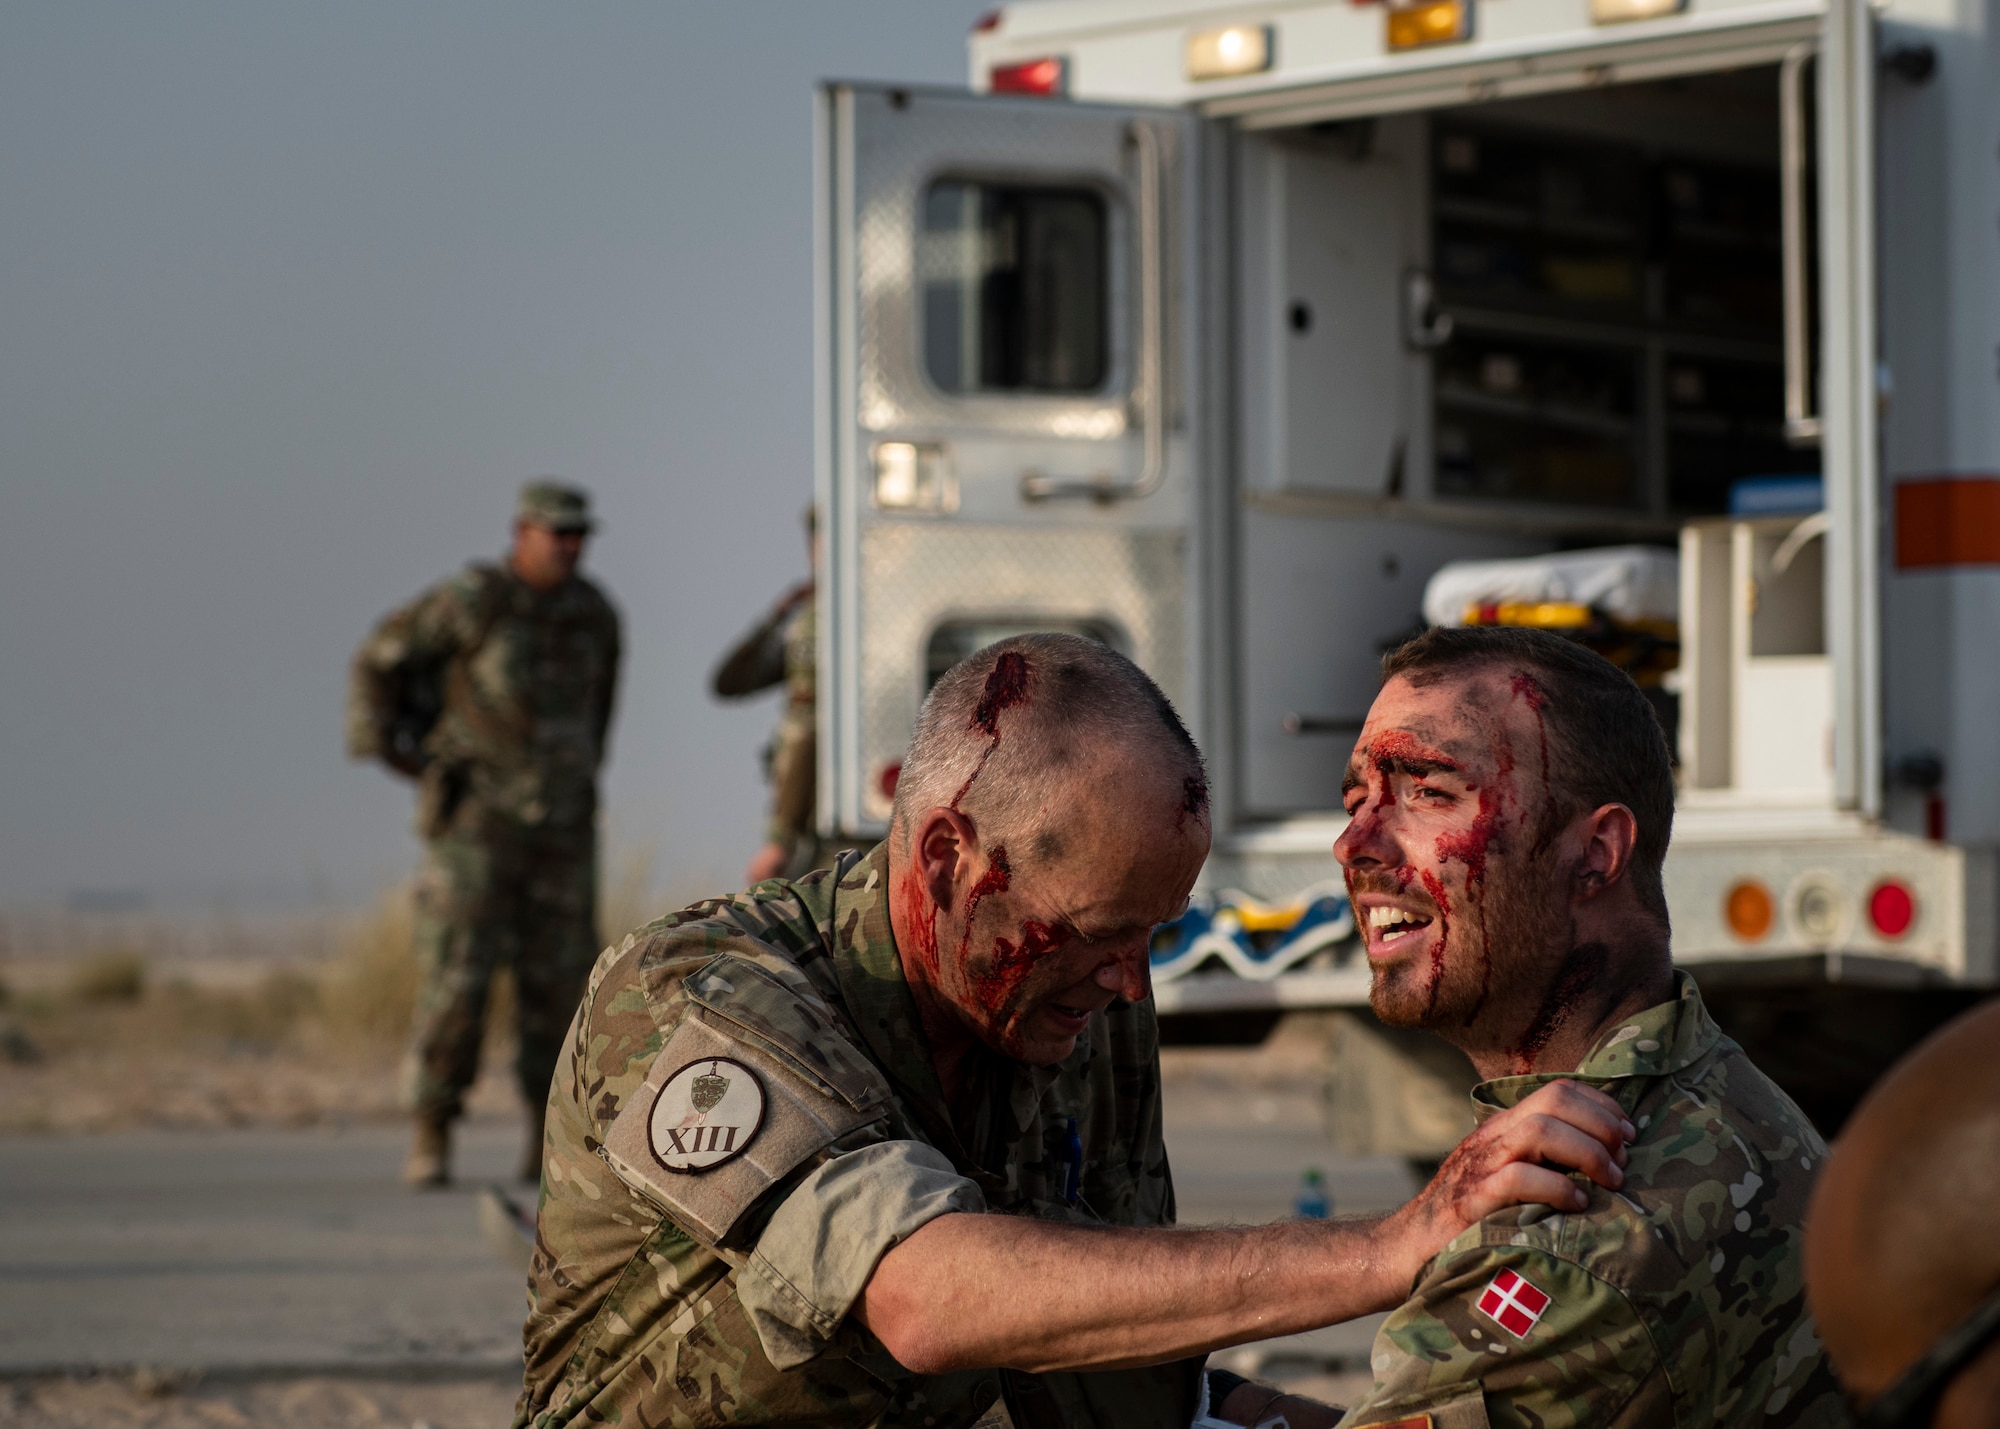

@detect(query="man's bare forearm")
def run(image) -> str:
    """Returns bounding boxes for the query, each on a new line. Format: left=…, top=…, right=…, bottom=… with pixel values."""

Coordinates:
left=857, top=1211, right=1405, bottom=1375
left=858, top=1079, right=1635, bottom=1378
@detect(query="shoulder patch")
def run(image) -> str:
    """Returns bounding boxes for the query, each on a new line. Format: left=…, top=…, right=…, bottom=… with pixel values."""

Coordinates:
left=647, top=1057, right=766, bottom=1171
left=1476, top=1269, right=1551, bottom=1338
left=600, top=1006, right=887, bottom=1247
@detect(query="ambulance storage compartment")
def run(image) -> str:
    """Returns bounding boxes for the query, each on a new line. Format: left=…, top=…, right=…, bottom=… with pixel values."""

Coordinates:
left=1235, top=66, right=1807, bottom=822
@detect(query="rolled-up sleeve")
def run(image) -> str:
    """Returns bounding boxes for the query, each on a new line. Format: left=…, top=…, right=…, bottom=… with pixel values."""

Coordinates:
left=736, top=1140, right=985, bottom=1368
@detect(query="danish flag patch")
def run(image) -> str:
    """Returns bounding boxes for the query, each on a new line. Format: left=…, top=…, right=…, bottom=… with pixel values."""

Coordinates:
left=1476, top=1268, right=1551, bottom=1338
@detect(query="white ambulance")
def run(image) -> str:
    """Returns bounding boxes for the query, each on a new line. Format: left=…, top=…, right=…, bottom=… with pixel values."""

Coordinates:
left=811, top=0, right=1998, bottom=1142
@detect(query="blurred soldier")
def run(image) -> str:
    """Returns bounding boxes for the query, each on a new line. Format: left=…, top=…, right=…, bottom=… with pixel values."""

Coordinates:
left=712, top=511, right=819, bottom=884
left=1805, top=999, right=2000, bottom=1427
left=1330, top=625, right=1841, bottom=1427
left=514, top=633, right=1633, bottom=1429
left=347, top=480, right=621, bottom=1188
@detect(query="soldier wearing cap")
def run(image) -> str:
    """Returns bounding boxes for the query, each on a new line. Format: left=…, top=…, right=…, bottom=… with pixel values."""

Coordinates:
left=348, top=479, right=621, bottom=1186
left=1328, top=624, right=1840, bottom=1428
left=515, top=633, right=1636, bottom=1429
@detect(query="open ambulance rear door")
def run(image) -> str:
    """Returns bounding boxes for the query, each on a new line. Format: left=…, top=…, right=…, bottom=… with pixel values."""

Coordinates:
left=814, top=85, right=1222, bottom=838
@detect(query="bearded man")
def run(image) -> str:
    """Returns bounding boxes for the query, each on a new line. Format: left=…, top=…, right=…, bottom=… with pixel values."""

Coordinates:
left=1330, top=625, right=1842, bottom=1429
left=516, top=633, right=1634, bottom=1429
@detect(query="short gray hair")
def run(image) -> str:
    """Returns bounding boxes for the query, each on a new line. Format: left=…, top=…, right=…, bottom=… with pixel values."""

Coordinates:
left=891, top=633, right=1207, bottom=865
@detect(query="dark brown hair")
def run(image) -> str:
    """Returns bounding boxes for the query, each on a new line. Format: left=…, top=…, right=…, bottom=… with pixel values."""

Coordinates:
left=1382, top=625, right=1674, bottom=927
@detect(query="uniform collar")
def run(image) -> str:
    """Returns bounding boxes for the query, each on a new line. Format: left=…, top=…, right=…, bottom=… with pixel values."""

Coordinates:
left=825, top=843, right=947, bottom=1111
left=1471, top=969, right=1719, bottom=1121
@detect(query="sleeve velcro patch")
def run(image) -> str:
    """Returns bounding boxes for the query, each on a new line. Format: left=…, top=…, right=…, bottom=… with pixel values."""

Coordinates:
left=1352, top=1387, right=1490, bottom=1429
left=599, top=1007, right=887, bottom=1247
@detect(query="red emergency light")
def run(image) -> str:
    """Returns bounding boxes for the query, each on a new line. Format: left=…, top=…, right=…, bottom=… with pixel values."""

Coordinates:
left=1868, top=880, right=1916, bottom=939
left=990, top=56, right=1067, bottom=96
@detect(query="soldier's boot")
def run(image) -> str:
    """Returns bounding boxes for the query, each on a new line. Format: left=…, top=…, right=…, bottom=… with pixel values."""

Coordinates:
left=403, top=1114, right=452, bottom=1189
left=517, top=1103, right=547, bottom=1184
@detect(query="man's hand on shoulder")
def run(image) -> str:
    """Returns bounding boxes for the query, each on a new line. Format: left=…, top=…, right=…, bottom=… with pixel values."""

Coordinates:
left=1383, top=1080, right=1634, bottom=1289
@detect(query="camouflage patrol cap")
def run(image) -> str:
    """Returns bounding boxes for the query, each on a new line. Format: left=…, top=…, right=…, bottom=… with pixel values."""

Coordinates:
left=517, top=479, right=595, bottom=533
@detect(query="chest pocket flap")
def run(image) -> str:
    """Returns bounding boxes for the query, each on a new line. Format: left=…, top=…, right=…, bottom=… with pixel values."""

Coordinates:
left=600, top=956, right=891, bottom=1248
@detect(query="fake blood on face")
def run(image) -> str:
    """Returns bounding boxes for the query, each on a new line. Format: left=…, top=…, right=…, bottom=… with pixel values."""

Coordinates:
left=974, top=920, right=1068, bottom=1010
left=1176, top=774, right=1210, bottom=834
left=1432, top=733, right=1513, bottom=1025
left=894, top=867, right=941, bottom=976
left=1417, top=869, right=1452, bottom=1015
left=956, top=844, right=1008, bottom=944
left=1510, top=672, right=1562, bottom=849
left=1365, top=730, right=1461, bottom=775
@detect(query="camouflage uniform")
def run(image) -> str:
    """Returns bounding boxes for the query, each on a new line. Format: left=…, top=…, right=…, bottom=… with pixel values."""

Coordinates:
left=712, top=588, right=822, bottom=876
left=517, top=844, right=1203, bottom=1429
left=349, top=558, right=620, bottom=1123
left=1338, top=973, right=1844, bottom=1429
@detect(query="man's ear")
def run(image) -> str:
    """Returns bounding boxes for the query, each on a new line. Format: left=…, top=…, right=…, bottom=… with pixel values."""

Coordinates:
left=910, top=807, right=978, bottom=910
left=1575, top=803, right=1638, bottom=899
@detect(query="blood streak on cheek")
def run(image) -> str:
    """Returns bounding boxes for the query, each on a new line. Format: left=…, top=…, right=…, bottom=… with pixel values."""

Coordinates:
left=973, top=920, right=1068, bottom=1010
left=1433, top=738, right=1513, bottom=1024
left=895, top=868, right=941, bottom=975
left=1417, top=869, right=1452, bottom=1014
left=958, top=845, right=1012, bottom=962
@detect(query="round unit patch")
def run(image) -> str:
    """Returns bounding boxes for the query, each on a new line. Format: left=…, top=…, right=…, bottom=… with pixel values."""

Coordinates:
left=648, top=1057, right=765, bottom=1173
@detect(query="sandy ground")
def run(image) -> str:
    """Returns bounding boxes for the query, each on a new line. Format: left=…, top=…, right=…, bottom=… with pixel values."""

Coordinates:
left=0, top=1372, right=522, bottom=1429
left=1, top=953, right=1385, bottom=1423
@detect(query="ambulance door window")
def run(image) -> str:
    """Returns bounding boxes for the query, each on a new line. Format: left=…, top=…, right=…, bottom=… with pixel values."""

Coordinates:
left=919, top=181, right=1109, bottom=395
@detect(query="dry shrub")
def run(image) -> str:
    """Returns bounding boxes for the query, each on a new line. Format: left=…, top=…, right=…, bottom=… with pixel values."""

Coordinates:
left=317, top=887, right=419, bottom=1048
left=69, top=951, right=148, bottom=1003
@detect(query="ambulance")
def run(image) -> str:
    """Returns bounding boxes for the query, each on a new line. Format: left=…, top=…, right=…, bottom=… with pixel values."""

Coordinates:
left=811, top=0, right=1998, bottom=1144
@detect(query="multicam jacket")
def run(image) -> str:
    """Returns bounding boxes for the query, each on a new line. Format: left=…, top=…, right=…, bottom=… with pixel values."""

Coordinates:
left=347, top=562, right=620, bottom=832
left=516, top=844, right=1203, bottom=1429
left=1339, top=973, right=1844, bottom=1429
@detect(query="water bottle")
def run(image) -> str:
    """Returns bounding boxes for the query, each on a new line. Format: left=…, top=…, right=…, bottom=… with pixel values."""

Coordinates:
left=1294, top=1166, right=1330, bottom=1220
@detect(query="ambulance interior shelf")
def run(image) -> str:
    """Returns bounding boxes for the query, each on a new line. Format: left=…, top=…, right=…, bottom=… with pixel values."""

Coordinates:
left=1424, top=68, right=1818, bottom=517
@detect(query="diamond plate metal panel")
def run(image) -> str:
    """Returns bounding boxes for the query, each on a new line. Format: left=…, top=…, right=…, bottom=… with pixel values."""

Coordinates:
left=855, top=521, right=1188, bottom=823
left=850, top=88, right=1187, bottom=438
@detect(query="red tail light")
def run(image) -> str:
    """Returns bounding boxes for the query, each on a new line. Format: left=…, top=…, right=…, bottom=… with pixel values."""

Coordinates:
left=990, top=57, right=1067, bottom=96
left=1868, top=880, right=1916, bottom=939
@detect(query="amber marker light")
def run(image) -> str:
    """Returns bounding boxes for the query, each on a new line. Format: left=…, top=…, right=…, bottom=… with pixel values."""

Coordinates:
left=1723, top=880, right=1774, bottom=942
left=990, top=56, right=1067, bottom=96
left=1186, top=25, right=1273, bottom=81
left=1868, top=879, right=1917, bottom=939
left=1386, top=0, right=1472, bottom=50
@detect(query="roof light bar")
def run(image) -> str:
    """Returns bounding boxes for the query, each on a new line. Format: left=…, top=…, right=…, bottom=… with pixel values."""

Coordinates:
left=1386, top=0, right=1472, bottom=50
left=1186, top=25, right=1273, bottom=81
left=989, top=56, right=1067, bottom=96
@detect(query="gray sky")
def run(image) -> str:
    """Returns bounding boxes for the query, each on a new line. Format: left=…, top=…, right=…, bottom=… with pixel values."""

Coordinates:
left=0, top=2, right=989, bottom=914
